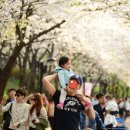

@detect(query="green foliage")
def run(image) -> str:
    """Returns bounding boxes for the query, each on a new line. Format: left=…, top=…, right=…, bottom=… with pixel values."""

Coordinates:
left=92, top=79, right=130, bottom=98
left=92, top=86, right=100, bottom=95
left=10, top=67, right=20, bottom=79
left=10, top=66, right=30, bottom=80
left=4, top=79, right=19, bottom=97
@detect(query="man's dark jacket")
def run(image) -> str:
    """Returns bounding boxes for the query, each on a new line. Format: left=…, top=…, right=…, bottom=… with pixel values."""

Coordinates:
left=93, top=103, right=105, bottom=123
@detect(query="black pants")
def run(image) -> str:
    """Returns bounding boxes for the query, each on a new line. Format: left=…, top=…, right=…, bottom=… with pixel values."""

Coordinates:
left=48, top=116, right=54, bottom=128
left=29, top=127, right=36, bottom=130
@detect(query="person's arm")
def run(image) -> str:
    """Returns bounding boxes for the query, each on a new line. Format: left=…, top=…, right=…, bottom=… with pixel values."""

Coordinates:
left=42, top=73, right=57, bottom=96
left=77, top=94, right=95, bottom=120
left=0, top=102, right=11, bottom=112
left=24, top=93, right=34, bottom=102
left=85, top=106, right=95, bottom=120
left=84, top=97, right=95, bottom=120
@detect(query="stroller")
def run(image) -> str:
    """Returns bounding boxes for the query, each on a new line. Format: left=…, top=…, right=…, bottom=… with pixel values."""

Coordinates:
left=111, top=117, right=127, bottom=130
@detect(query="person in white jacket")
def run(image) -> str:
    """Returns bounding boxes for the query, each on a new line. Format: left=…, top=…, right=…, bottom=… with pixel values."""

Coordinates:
left=104, top=95, right=119, bottom=129
left=0, top=88, right=30, bottom=130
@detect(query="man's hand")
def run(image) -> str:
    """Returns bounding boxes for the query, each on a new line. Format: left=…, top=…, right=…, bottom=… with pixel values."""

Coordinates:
left=12, top=122, right=20, bottom=129
left=76, top=94, right=91, bottom=102
left=0, top=97, right=6, bottom=106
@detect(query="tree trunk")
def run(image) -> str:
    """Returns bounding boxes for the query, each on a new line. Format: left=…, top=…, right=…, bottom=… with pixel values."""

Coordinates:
left=28, top=54, right=37, bottom=93
left=0, top=20, right=66, bottom=98
left=0, top=44, right=24, bottom=98
left=19, top=45, right=31, bottom=87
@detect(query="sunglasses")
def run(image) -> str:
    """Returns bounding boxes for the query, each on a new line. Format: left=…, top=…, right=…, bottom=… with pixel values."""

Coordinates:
left=15, top=93, right=22, bottom=97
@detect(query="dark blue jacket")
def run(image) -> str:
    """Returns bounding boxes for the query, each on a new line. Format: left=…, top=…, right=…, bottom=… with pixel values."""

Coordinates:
left=94, top=103, right=105, bottom=123
left=89, top=111, right=106, bottom=130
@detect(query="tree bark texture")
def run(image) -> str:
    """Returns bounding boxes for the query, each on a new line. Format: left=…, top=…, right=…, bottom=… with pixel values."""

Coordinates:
left=0, top=44, right=24, bottom=98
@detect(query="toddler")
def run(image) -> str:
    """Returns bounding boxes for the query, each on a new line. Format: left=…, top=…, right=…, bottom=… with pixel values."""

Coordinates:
left=54, top=56, right=74, bottom=109
left=55, top=56, right=91, bottom=110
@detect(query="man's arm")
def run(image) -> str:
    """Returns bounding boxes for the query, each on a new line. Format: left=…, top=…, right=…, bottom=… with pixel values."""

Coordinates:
left=77, top=94, right=95, bottom=120
left=42, top=73, right=57, bottom=96
left=85, top=106, right=95, bottom=120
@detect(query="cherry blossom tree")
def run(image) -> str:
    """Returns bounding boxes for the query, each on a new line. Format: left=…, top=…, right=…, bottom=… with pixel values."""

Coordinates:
left=1, top=0, right=130, bottom=98
left=0, top=0, right=65, bottom=97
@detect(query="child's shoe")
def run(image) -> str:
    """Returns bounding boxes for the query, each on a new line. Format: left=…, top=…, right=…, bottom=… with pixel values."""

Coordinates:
left=57, top=102, right=64, bottom=110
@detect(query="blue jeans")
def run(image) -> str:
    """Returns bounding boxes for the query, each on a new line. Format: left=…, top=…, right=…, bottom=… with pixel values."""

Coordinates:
left=80, top=112, right=86, bottom=130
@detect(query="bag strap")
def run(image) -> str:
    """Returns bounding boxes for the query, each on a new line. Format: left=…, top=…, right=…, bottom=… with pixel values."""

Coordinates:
left=9, top=103, right=13, bottom=113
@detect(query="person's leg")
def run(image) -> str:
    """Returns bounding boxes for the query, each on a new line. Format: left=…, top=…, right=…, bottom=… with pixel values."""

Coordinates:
left=57, top=89, right=67, bottom=109
left=76, top=90, right=91, bottom=109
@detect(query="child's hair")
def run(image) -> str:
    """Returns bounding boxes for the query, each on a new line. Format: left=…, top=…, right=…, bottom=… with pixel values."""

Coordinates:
left=59, top=56, right=70, bottom=67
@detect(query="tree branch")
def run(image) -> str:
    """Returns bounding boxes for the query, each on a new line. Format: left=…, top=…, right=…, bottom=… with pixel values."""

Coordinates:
left=28, top=20, right=65, bottom=44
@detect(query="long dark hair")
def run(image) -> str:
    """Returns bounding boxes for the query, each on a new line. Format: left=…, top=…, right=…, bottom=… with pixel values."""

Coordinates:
left=30, top=93, right=43, bottom=117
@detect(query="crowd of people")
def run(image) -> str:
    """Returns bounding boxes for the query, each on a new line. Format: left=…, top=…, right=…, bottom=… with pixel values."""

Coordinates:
left=0, top=88, right=48, bottom=130
left=0, top=87, right=130, bottom=130
left=90, top=94, right=130, bottom=130
left=0, top=56, right=130, bottom=130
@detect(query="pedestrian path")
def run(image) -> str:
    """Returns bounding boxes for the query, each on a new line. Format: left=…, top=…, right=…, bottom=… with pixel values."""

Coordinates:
left=45, top=117, right=130, bottom=130
left=0, top=117, right=129, bottom=130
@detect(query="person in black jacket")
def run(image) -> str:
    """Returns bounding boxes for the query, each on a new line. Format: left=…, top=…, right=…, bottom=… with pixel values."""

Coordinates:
left=94, top=93, right=106, bottom=123
left=2, top=88, right=16, bottom=130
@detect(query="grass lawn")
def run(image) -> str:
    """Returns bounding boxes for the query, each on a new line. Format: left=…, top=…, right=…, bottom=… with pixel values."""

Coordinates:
left=4, top=79, right=19, bottom=97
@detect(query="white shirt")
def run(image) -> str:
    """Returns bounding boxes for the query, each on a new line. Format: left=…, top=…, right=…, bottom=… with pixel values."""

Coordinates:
left=104, top=100, right=118, bottom=127
left=124, top=101, right=130, bottom=111
left=105, top=100, right=119, bottom=111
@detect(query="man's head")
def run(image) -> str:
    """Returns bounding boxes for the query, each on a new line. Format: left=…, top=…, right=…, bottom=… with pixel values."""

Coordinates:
left=96, top=93, right=106, bottom=105
left=67, top=75, right=83, bottom=94
left=106, top=95, right=113, bottom=101
left=8, top=88, right=16, bottom=99
left=15, top=88, right=26, bottom=102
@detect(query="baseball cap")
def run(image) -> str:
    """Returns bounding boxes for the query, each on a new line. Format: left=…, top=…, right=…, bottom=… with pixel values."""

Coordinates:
left=69, top=74, right=83, bottom=89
